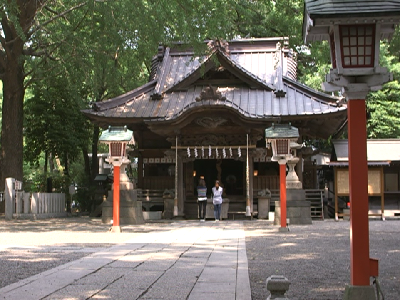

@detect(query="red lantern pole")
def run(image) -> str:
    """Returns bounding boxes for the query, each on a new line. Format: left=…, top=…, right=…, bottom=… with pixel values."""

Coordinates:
left=348, top=99, right=374, bottom=285
left=112, top=165, right=121, bottom=232
left=279, top=161, right=287, bottom=230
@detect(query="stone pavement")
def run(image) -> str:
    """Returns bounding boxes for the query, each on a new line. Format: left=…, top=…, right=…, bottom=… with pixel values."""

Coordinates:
left=0, top=221, right=251, bottom=300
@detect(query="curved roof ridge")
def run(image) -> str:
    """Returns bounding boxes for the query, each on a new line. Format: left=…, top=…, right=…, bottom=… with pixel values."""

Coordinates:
left=283, top=76, right=342, bottom=105
left=92, top=80, right=157, bottom=112
left=164, top=48, right=276, bottom=94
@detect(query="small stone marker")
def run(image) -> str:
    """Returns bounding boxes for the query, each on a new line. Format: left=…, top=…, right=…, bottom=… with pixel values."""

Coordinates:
left=266, top=275, right=291, bottom=300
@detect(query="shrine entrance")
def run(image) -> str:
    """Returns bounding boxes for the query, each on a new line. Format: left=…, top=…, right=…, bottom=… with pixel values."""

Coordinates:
left=193, top=159, right=244, bottom=196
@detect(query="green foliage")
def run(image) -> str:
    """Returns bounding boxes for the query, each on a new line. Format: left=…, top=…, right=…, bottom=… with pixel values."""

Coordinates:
left=24, top=77, right=91, bottom=166
left=24, top=170, right=68, bottom=193
left=367, top=42, right=400, bottom=139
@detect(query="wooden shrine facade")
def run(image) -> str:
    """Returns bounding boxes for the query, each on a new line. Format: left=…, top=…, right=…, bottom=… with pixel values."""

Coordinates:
left=83, top=38, right=347, bottom=218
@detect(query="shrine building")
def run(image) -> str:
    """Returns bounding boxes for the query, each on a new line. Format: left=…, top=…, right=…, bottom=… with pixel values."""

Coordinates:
left=83, top=38, right=347, bottom=219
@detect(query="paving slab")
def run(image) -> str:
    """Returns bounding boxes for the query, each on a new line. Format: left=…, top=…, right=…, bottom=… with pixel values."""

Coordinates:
left=0, top=221, right=251, bottom=300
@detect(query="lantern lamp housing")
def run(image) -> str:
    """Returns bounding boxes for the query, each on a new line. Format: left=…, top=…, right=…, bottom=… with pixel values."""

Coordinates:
left=99, top=126, right=135, bottom=165
left=265, top=123, right=300, bottom=161
left=303, top=0, right=400, bottom=94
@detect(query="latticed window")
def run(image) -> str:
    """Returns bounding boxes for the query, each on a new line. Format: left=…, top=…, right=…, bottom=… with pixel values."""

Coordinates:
left=340, top=25, right=375, bottom=68
left=110, top=142, right=122, bottom=156
left=275, top=139, right=289, bottom=155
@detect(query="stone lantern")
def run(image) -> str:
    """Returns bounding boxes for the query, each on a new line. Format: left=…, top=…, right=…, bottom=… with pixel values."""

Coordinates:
left=303, top=1, right=400, bottom=298
left=99, top=126, right=140, bottom=232
left=265, top=123, right=300, bottom=231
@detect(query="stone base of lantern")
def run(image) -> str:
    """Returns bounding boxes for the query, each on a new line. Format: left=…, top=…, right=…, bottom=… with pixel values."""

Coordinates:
left=343, top=285, right=377, bottom=300
left=274, top=190, right=312, bottom=225
left=102, top=189, right=145, bottom=225
left=163, top=198, right=175, bottom=219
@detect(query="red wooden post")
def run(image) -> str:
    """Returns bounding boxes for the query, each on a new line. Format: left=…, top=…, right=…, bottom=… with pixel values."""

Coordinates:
left=348, top=99, right=371, bottom=285
left=113, top=165, right=121, bottom=229
left=279, top=162, right=287, bottom=228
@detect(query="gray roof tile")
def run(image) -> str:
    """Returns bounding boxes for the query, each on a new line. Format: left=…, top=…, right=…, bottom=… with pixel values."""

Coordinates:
left=83, top=38, right=347, bottom=135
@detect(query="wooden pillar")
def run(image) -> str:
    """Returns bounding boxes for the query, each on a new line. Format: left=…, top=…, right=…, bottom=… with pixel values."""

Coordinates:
left=245, top=134, right=251, bottom=216
left=279, top=160, right=287, bottom=229
left=348, top=99, right=372, bottom=285
left=137, top=132, right=144, bottom=189
left=174, top=136, right=179, bottom=216
left=177, top=155, right=185, bottom=216
left=249, top=156, right=254, bottom=214
left=112, top=165, right=121, bottom=233
left=137, top=155, right=144, bottom=189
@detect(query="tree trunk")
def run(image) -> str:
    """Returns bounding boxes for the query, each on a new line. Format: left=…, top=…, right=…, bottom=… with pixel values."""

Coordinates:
left=0, top=53, right=25, bottom=190
left=91, top=125, right=100, bottom=180
left=82, top=147, right=91, bottom=181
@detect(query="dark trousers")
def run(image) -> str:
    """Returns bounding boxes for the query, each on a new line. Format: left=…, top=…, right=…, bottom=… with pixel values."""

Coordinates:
left=198, top=200, right=207, bottom=219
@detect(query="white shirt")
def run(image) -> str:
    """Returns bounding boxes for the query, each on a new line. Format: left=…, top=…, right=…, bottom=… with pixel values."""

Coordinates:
left=212, top=187, right=223, bottom=204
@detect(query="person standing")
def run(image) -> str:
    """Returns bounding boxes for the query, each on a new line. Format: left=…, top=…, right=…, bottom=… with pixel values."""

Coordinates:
left=197, top=177, right=207, bottom=222
left=212, top=180, right=223, bottom=222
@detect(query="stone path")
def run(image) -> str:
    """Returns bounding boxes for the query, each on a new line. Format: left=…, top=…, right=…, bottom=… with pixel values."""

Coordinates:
left=0, top=221, right=251, bottom=300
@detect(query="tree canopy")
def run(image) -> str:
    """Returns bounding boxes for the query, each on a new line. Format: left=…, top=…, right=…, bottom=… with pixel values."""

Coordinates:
left=1, top=0, right=399, bottom=206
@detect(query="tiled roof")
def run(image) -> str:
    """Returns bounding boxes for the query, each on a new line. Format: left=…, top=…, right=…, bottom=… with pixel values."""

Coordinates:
left=84, top=77, right=346, bottom=121
left=83, top=38, right=347, bottom=138
left=162, top=48, right=275, bottom=94
left=305, top=0, right=400, bottom=16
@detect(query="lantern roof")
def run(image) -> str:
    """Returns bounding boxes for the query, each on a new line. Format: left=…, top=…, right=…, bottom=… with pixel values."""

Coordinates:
left=303, top=0, right=400, bottom=42
left=265, top=123, right=299, bottom=139
left=99, top=126, right=135, bottom=143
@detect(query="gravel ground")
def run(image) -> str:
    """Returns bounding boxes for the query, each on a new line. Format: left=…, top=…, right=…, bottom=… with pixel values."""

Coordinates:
left=244, top=219, right=400, bottom=300
left=1, top=217, right=399, bottom=299
left=0, top=216, right=170, bottom=288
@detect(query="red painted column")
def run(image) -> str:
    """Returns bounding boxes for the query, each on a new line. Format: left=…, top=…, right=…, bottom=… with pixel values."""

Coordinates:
left=348, top=99, right=371, bottom=286
left=113, top=165, right=121, bottom=228
left=279, top=162, right=287, bottom=228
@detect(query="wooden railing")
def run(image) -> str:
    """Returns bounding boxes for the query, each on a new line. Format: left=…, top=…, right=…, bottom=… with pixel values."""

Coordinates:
left=143, top=176, right=174, bottom=190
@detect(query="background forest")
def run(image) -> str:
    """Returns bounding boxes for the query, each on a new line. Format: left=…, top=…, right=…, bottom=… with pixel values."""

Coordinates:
left=0, top=0, right=399, bottom=211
